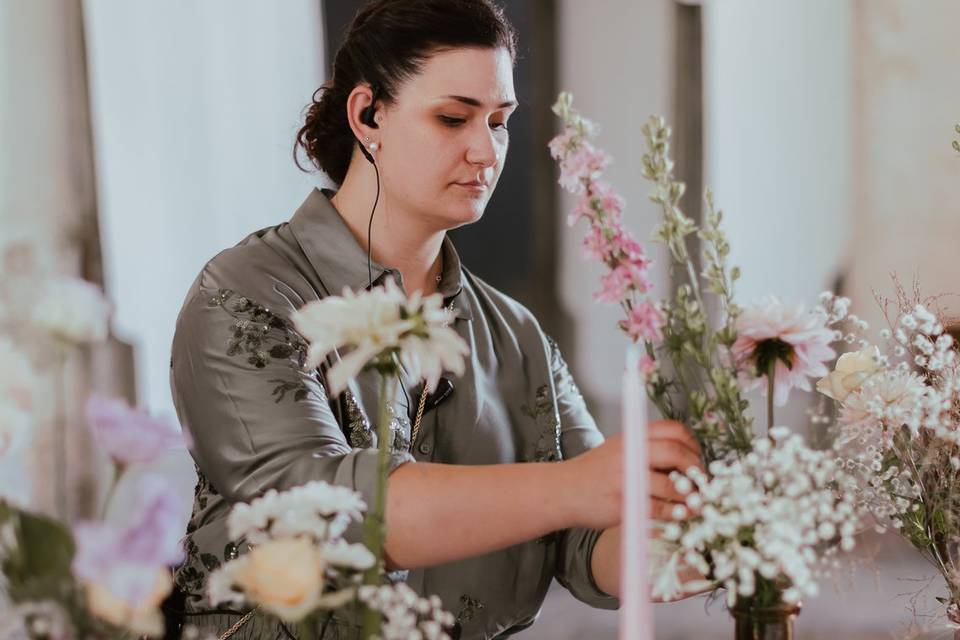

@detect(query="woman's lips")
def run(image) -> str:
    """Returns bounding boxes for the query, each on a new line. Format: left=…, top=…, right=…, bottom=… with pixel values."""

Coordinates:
left=454, top=181, right=489, bottom=191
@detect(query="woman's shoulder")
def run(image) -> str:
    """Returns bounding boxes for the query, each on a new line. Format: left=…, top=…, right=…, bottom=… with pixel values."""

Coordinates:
left=461, top=267, right=548, bottom=346
left=177, top=222, right=314, bottom=327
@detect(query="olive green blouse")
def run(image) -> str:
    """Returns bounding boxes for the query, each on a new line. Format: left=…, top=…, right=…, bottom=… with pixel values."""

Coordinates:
left=169, top=188, right=619, bottom=639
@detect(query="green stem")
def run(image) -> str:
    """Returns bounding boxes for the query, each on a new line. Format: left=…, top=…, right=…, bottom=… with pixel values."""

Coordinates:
left=54, top=346, right=69, bottom=520
left=99, top=463, right=125, bottom=520
left=360, top=370, right=395, bottom=638
left=766, top=358, right=776, bottom=436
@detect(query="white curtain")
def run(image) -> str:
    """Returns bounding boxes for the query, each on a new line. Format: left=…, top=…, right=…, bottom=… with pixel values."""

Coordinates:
left=83, top=0, right=328, bottom=416
left=82, top=0, right=328, bottom=512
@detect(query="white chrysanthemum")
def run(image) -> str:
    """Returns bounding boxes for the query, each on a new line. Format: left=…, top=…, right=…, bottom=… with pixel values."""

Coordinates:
left=227, top=481, right=366, bottom=545
left=31, top=277, right=110, bottom=344
left=291, top=279, right=469, bottom=395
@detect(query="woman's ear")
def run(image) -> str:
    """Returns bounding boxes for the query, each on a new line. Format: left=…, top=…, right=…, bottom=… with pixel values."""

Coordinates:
left=345, top=85, right=381, bottom=145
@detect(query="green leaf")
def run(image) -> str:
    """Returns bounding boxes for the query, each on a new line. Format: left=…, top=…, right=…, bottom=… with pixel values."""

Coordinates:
left=933, top=509, right=947, bottom=535
left=2, top=507, right=77, bottom=602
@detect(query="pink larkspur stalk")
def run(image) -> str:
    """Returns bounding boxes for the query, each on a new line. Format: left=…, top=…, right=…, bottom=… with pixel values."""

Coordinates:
left=550, top=93, right=663, bottom=344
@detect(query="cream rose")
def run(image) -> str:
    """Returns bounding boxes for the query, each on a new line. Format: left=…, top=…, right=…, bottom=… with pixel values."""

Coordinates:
left=231, top=537, right=326, bottom=622
left=816, top=346, right=882, bottom=401
left=86, top=567, right=172, bottom=637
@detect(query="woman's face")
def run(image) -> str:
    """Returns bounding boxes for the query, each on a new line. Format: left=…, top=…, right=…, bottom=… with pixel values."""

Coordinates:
left=375, top=46, right=516, bottom=231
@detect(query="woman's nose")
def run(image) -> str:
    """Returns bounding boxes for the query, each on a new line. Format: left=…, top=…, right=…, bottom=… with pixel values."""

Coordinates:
left=465, top=124, right=499, bottom=169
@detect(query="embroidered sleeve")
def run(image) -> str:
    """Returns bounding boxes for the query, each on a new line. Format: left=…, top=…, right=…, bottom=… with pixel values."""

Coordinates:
left=170, top=286, right=414, bottom=540
left=207, top=288, right=311, bottom=403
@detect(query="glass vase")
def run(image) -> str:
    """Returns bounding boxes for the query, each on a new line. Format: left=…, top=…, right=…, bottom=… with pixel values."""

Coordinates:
left=730, top=602, right=800, bottom=640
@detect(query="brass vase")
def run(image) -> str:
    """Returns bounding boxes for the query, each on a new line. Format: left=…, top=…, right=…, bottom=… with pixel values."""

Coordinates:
left=730, top=602, right=800, bottom=640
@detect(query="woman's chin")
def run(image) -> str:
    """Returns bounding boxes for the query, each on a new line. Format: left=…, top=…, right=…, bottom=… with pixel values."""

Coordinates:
left=437, top=195, right=488, bottom=228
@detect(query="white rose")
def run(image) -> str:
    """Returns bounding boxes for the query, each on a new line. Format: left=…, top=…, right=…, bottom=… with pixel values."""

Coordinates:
left=231, top=537, right=325, bottom=622
left=85, top=568, right=172, bottom=637
left=816, top=346, right=882, bottom=401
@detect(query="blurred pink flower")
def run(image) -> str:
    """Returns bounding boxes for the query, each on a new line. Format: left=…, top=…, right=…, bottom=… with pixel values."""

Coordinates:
left=72, top=475, right=186, bottom=607
left=557, top=142, right=609, bottom=194
left=582, top=226, right=613, bottom=262
left=621, top=301, right=665, bottom=343
left=637, top=355, right=658, bottom=376
left=548, top=129, right=575, bottom=160
left=732, top=296, right=836, bottom=406
left=85, top=394, right=191, bottom=465
left=595, top=263, right=653, bottom=304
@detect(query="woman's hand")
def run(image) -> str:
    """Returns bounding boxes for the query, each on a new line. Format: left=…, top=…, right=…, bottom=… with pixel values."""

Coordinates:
left=564, top=420, right=703, bottom=529
left=647, top=420, right=703, bottom=520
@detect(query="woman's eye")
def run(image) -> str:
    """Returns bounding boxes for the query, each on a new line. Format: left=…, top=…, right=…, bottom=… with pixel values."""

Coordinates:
left=439, top=115, right=466, bottom=127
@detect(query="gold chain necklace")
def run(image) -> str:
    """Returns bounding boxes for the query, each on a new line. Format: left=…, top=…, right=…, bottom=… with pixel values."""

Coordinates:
left=409, top=297, right=454, bottom=450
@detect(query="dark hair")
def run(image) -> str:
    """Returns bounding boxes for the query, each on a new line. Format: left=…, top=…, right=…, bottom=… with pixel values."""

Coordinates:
left=294, top=0, right=517, bottom=184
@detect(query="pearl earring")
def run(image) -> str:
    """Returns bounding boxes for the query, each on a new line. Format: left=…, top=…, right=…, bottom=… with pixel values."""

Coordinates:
left=369, top=142, right=379, bottom=152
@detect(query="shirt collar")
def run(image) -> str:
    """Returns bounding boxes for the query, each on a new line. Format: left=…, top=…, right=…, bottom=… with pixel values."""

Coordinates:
left=288, top=188, right=472, bottom=321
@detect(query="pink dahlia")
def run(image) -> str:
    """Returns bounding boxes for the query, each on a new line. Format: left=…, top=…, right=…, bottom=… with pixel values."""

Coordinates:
left=732, top=296, right=836, bottom=406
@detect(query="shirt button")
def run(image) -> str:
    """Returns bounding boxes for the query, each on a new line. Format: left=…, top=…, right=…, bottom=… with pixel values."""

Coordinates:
left=418, top=442, right=432, bottom=455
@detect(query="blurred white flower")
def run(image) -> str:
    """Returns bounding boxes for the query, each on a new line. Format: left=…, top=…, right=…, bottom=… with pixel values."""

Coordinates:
left=210, top=481, right=374, bottom=622
left=227, top=480, right=366, bottom=545
left=291, top=279, right=468, bottom=395
left=816, top=346, right=883, bottom=402
left=0, top=337, right=36, bottom=459
left=358, top=582, right=455, bottom=640
left=210, top=537, right=326, bottom=622
left=32, top=277, right=110, bottom=345
left=320, top=538, right=376, bottom=571
left=86, top=567, right=172, bottom=637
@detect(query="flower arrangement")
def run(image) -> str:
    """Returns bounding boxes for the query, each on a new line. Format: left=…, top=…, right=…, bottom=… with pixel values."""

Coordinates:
left=818, top=287, right=960, bottom=625
left=0, top=237, right=193, bottom=638
left=550, top=94, right=865, bottom=619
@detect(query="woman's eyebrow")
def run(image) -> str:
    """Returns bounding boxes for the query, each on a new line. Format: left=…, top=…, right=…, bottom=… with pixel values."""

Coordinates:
left=438, top=95, right=518, bottom=109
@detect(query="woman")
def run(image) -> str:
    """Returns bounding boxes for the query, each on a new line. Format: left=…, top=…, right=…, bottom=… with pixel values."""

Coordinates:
left=169, top=1, right=702, bottom=637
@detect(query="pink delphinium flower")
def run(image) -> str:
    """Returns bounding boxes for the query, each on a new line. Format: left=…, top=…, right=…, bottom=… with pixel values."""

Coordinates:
left=85, top=394, right=191, bottom=465
left=732, top=296, right=836, bottom=406
left=557, top=142, right=609, bottom=194
left=550, top=95, right=661, bottom=347
left=595, top=262, right=653, bottom=304
left=621, top=301, right=665, bottom=343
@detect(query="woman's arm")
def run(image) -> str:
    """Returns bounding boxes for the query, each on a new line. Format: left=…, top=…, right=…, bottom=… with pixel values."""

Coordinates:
left=383, top=423, right=702, bottom=572
left=383, top=432, right=620, bottom=570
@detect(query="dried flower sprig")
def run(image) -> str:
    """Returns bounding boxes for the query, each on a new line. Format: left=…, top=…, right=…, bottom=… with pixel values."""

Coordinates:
left=820, top=289, right=960, bottom=622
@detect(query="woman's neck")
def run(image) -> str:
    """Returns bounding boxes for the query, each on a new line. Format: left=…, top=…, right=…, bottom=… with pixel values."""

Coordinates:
left=330, top=166, right=445, bottom=296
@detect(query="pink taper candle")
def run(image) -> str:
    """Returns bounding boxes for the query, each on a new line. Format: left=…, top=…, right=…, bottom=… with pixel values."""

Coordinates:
left=620, top=345, right=653, bottom=640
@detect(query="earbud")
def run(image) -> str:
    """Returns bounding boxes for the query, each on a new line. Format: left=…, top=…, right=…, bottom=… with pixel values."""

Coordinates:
left=357, top=87, right=380, bottom=166
left=360, top=104, right=379, bottom=129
